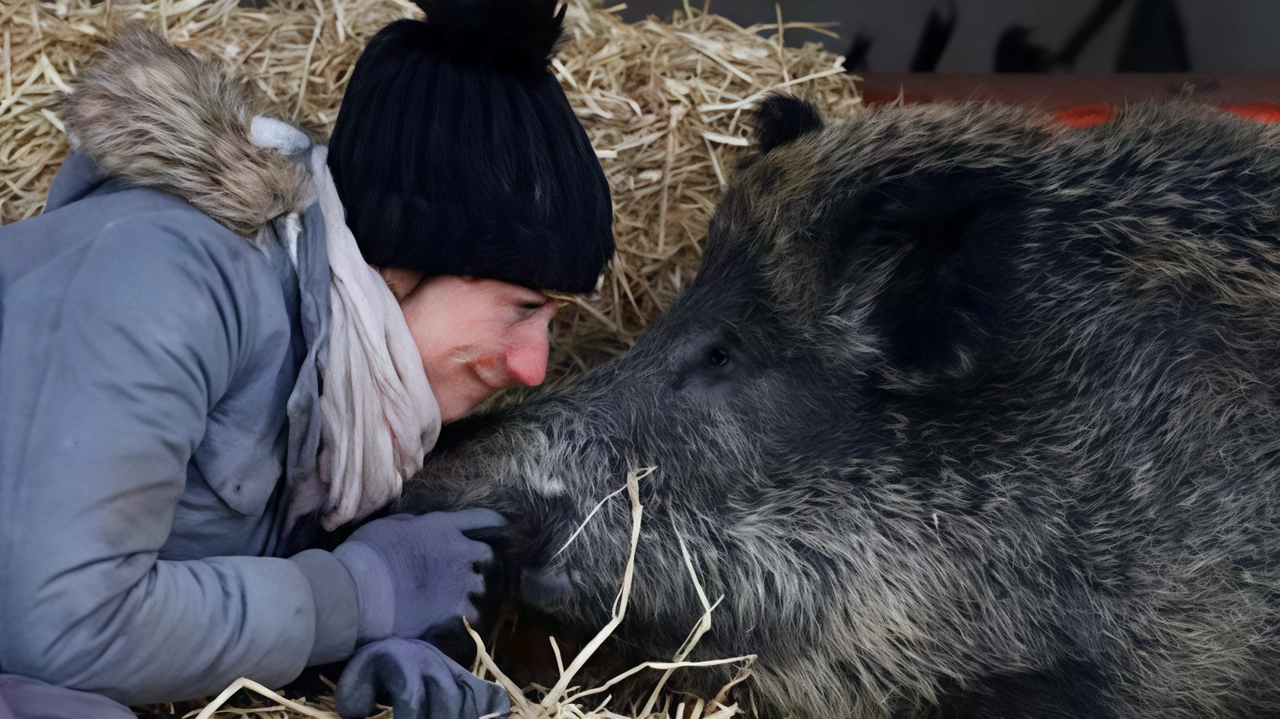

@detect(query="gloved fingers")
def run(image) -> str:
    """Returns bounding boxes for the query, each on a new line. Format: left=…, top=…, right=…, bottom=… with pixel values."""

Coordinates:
left=363, top=638, right=492, bottom=719
left=338, top=638, right=433, bottom=719
left=369, top=513, right=417, bottom=525
left=464, top=564, right=488, bottom=599
left=458, top=676, right=513, bottom=719
left=376, top=648, right=424, bottom=711
left=441, top=655, right=513, bottom=718
left=439, top=508, right=508, bottom=532
left=420, top=661, right=470, bottom=719
left=461, top=522, right=515, bottom=554
left=458, top=597, right=484, bottom=628
left=458, top=535, right=497, bottom=568
left=392, top=684, right=431, bottom=719
left=335, top=642, right=389, bottom=719
left=409, top=639, right=511, bottom=719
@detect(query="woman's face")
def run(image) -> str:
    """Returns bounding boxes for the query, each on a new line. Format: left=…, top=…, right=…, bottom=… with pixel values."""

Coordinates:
left=392, top=272, right=559, bottom=422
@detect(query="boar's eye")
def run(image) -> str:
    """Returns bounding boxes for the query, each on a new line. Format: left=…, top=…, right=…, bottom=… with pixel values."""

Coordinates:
left=673, top=336, right=744, bottom=399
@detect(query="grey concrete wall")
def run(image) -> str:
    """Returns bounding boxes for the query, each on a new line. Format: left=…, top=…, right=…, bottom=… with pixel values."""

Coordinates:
left=614, top=0, right=1280, bottom=72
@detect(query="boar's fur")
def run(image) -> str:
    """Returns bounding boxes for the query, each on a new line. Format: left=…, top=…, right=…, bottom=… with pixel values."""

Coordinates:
left=402, top=97, right=1280, bottom=718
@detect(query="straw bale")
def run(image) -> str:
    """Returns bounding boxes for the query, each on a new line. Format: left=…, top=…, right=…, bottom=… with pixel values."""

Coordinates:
left=541, top=0, right=860, bottom=373
left=3, top=1, right=861, bottom=715
left=1, top=0, right=860, bottom=377
left=0, top=0, right=417, bottom=228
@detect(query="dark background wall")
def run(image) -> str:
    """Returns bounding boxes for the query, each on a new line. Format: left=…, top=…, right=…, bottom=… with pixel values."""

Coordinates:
left=615, top=0, right=1280, bottom=73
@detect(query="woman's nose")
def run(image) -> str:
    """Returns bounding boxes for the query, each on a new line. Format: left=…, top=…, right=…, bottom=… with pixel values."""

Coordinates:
left=502, top=307, right=556, bottom=387
left=505, top=339, right=548, bottom=387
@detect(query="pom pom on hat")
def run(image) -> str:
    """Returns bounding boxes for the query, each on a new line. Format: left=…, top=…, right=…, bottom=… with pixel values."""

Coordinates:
left=411, top=0, right=567, bottom=75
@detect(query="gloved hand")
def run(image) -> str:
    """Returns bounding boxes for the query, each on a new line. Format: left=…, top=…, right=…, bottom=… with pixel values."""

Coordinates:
left=333, top=508, right=506, bottom=644
left=334, top=637, right=511, bottom=719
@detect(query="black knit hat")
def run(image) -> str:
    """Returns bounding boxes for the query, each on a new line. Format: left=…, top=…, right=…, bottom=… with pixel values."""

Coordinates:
left=327, top=0, right=614, bottom=293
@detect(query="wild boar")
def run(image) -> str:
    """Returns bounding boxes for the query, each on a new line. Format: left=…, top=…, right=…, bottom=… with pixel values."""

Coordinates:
left=402, top=96, right=1280, bottom=719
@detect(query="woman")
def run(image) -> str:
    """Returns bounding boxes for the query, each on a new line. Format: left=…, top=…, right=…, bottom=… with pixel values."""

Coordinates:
left=0, top=0, right=612, bottom=717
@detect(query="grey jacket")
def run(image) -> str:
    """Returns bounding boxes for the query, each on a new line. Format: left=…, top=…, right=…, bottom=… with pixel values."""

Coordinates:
left=0, top=36, right=358, bottom=704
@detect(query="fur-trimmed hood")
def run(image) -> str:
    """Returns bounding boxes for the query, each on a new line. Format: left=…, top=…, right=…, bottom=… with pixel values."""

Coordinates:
left=59, top=30, right=311, bottom=240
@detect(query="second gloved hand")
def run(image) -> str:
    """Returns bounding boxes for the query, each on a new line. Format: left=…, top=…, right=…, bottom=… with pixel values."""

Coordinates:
left=334, top=637, right=510, bottom=719
left=333, top=508, right=507, bottom=643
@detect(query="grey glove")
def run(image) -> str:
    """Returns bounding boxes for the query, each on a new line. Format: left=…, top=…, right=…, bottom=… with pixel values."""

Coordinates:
left=335, top=638, right=511, bottom=719
left=333, top=509, right=506, bottom=644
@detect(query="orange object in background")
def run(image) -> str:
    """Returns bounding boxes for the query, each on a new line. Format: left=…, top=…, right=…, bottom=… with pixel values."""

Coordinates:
left=856, top=73, right=1280, bottom=112
left=1054, top=104, right=1115, bottom=127
left=1219, top=101, right=1280, bottom=122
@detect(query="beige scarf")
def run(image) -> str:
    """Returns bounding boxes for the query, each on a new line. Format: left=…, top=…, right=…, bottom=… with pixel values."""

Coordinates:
left=307, top=145, right=441, bottom=531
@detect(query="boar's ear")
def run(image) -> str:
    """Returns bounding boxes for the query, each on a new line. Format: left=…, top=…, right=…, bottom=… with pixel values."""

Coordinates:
left=753, top=94, right=824, bottom=153
left=855, top=169, right=1021, bottom=377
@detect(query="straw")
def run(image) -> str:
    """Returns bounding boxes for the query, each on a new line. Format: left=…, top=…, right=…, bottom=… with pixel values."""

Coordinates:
left=460, top=467, right=756, bottom=719
left=0, top=0, right=861, bottom=378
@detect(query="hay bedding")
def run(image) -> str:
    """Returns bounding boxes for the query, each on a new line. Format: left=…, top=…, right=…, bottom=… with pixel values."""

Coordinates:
left=0, top=0, right=861, bottom=377
left=135, top=468, right=757, bottom=719
left=3, top=0, right=861, bottom=715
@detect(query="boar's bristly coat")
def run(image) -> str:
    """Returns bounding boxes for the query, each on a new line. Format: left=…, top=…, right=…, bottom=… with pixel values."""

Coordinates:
left=402, top=97, right=1280, bottom=718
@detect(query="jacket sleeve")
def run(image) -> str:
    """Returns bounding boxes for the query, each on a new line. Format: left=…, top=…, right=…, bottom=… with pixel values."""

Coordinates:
left=0, top=212, right=356, bottom=705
